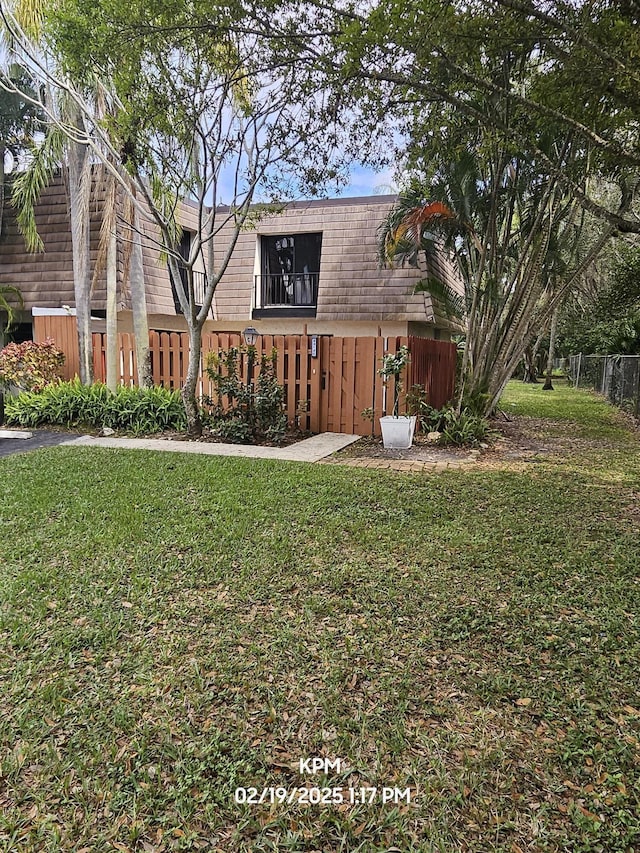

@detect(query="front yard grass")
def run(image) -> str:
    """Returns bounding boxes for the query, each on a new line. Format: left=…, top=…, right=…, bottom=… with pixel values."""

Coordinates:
left=0, top=382, right=639, bottom=852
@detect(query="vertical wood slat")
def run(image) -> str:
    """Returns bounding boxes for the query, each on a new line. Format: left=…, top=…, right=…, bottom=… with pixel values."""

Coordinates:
left=285, top=335, right=297, bottom=426
left=298, top=335, right=309, bottom=431
left=372, top=336, right=386, bottom=433
left=330, top=337, right=343, bottom=433
left=407, top=336, right=457, bottom=409
left=309, top=337, right=323, bottom=434
left=169, top=333, right=181, bottom=388
left=274, top=336, right=286, bottom=388
left=319, top=336, right=330, bottom=433
left=160, top=333, right=171, bottom=389
left=342, top=337, right=356, bottom=434
left=150, top=331, right=161, bottom=385
left=355, top=337, right=374, bottom=436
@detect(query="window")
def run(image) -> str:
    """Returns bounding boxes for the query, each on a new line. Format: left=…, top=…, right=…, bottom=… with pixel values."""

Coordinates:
left=170, top=230, right=205, bottom=313
left=254, top=232, right=322, bottom=317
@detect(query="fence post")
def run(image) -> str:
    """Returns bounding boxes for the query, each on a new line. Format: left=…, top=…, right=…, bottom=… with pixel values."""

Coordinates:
left=575, top=353, right=582, bottom=388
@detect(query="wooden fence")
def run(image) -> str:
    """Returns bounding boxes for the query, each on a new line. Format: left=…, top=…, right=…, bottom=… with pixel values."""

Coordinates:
left=34, top=315, right=457, bottom=436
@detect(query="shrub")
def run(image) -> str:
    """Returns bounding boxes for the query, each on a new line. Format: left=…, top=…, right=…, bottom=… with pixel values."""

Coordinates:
left=0, top=339, right=65, bottom=392
left=204, top=346, right=287, bottom=444
left=406, top=384, right=450, bottom=432
left=438, top=407, right=493, bottom=446
left=379, top=345, right=410, bottom=417
left=5, top=380, right=186, bottom=434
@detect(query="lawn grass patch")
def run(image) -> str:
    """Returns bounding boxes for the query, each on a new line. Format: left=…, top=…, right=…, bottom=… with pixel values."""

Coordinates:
left=1, top=385, right=639, bottom=852
left=500, top=380, right=635, bottom=441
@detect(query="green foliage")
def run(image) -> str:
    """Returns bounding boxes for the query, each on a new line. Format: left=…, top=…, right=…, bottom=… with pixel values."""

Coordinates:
left=437, top=407, right=492, bottom=447
left=348, top=0, right=640, bottom=233
left=0, top=62, right=45, bottom=243
left=377, top=142, right=613, bottom=418
left=11, top=126, right=68, bottom=253
left=405, top=383, right=491, bottom=444
left=0, top=339, right=65, bottom=391
left=378, top=188, right=466, bottom=319
left=204, top=346, right=287, bottom=444
left=5, top=379, right=186, bottom=433
left=406, top=384, right=444, bottom=432
left=558, top=246, right=640, bottom=355
left=0, top=286, right=24, bottom=332
left=379, top=345, right=410, bottom=417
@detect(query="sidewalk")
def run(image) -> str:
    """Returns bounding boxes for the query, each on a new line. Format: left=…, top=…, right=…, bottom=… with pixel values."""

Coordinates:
left=65, top=431, right=361, bottom=463
left=2, top=428, right=482, bottom=471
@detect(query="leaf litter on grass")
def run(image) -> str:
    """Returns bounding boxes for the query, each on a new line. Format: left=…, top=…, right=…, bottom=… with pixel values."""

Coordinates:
left=0, top=383, right=639, bottom=851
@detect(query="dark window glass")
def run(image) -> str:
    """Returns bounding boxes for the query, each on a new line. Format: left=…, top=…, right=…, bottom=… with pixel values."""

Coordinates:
left=260, top=233, right=322, bottom=307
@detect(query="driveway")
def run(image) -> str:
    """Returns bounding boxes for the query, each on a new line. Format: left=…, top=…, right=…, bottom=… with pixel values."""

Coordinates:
left=0, top=429, right=77, bottom=458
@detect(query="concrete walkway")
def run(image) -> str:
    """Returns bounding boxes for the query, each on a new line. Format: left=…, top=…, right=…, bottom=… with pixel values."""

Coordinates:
left=2, top=428, right=483, bottom=472
left=65, top=431, right=361, bottom=463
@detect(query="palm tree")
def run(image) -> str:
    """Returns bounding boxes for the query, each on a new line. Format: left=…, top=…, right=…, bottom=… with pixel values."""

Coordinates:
left=5, top=4, right=152, bottom=389
left=380, top=148, right=614, bottom=415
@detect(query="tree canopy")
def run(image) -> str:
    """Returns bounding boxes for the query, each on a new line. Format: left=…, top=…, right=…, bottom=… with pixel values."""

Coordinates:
left=331, top=0, right=640, bottom=234
left=0, top=0, right=350, bottom=430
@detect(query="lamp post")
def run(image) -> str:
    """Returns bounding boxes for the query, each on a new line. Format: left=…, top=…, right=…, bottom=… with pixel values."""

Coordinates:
left=242, top=327, right=259, bottom=425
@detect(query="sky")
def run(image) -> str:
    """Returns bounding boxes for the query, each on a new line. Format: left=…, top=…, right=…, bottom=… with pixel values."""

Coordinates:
left=335, top=164, right=397, bottom=198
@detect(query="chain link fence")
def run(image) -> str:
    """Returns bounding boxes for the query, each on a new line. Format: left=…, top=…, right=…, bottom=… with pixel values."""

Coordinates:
left=567, top=354, right=640, bottom=418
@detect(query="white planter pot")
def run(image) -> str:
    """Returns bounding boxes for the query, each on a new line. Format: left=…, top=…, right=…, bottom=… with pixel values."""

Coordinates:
left=380, top=415, right=416, bottom=449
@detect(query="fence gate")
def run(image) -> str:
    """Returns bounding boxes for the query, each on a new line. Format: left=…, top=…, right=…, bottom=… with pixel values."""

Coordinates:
left=318, top=336, right=409, bottom=436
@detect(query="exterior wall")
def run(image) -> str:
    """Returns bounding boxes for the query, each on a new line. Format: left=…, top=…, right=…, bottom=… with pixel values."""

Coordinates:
left=122, top=311, right=411, bottom=339
left=1, top=178, right=463, bottom=339
left=211, top=196, right=461, bottom=330
left=0, top=169, right=108, bottom=313
left=136, top=193, right=204, bottom=316
left=0, top=171, right=199, bottom=320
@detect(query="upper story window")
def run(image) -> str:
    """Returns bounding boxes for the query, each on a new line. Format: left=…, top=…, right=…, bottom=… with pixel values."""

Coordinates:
left=254, top=232, right=322, bottom=317
left=170, top=230, right=205, bottom=313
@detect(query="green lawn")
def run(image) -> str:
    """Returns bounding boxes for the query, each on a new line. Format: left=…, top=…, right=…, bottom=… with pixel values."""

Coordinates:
left=1, top=383, right=639, bottom=852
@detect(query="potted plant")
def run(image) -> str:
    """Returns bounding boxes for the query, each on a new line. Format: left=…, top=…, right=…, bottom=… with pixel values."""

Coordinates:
left=379, top=345, right=416, bottom=449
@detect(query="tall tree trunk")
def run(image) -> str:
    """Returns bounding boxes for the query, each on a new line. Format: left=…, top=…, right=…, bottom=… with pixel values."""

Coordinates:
left=542, top=308, right=559, bottom=391
left=182, top=320, right=203, bottom=436
left=105, top=228, right=118, bottom=391
left=129, top=211, right=152, bottom=388
left=0, top=144, right=5, bottom=244
left=522, top=345, right=538, bottom=383
left=67, top=118, right=93, bottom=384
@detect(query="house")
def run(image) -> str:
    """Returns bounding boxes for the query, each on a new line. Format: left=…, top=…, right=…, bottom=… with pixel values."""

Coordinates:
left=0, top=172, right=463, bottom=344
left=0, top=173, right=461, bottom=433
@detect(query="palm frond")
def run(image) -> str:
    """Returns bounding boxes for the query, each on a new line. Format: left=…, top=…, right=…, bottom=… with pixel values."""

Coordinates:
left=378, top=193, right=460, bottom=267
left=12, top=0, right=44, bottom=39
left=414, top=276, right=466, bottom=319
left=12, top=126, right=66, bottom=252
left=0, top=284, right=24, bottom=330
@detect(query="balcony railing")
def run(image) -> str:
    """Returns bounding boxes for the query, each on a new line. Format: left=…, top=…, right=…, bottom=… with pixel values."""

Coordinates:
left=173, top=267, right=207, bottom=312
left=256, top=272, right=319, bottom=308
